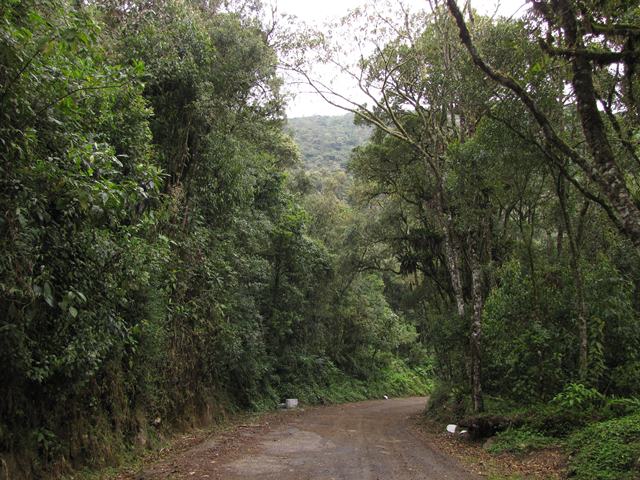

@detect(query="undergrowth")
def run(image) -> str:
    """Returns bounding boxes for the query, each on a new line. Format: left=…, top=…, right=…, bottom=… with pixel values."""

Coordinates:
left=486, top=428, right=556, bottom=455
left=567, top=413, right=640, bottom=480
left=428, top=383, right=640, bottom=479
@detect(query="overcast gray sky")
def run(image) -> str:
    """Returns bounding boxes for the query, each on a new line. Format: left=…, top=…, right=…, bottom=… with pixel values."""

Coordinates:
left=266, top=0, right=528, bottom=117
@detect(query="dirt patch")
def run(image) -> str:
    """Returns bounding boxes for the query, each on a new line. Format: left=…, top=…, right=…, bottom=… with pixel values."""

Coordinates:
left=114, top=410, right=299, bottom=480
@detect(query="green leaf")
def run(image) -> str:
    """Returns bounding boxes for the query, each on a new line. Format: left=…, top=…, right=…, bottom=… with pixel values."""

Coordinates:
left=43, top=282, right=54, bottom=307
left=133, top=59, right=145, bottom=75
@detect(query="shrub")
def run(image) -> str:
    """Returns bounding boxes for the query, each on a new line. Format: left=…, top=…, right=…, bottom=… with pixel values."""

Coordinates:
left=601, top=397, right=640, bottom=419
left=486, top=427, right=555, bottom=455
left=568, top=413, right=640, bottom=480
left=552, top=383, right=604, bottom=411
left=520, top=403, right=591, bottom=438
left=425, top=382, right=469, bottom=421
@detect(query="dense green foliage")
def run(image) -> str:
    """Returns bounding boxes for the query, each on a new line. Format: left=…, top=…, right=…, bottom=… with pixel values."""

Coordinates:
left=287, top=114, right=372, bottom=171
left=2, top=0, right=640, bottom=478
left=338, top=0, right=640, bottom=391
left=485, top=428, right=556, bottom=455
left=0, top=1, right=428, bottom=477
left=481, top=407, right=640, bottom=478
left=473, top=397, right=640, bottom=478
left=568, top=413, right=640, bottom=480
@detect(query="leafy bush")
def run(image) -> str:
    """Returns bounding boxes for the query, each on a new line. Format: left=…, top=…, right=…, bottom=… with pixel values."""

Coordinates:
left=482, top=257, right=640, bottom=403
left=278, top=358, right=432, bottom=405
left=568, top=413, right=640, bottom=480
left=609, top=362, right=640, bottom=397
left=552, top=383, right=604, bottom=411
left=482, top=260, right=575, bottom=401
left=521, top=406, right=589, bottom=438
left=425, top=382, right=470, bottom=421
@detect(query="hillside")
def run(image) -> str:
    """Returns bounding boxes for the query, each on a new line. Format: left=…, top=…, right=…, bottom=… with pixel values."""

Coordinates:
left=287, top=114, right=372, bottom=170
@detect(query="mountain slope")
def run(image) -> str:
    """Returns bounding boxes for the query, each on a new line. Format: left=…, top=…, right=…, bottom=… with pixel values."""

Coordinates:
left=287, top=114, right=372, bottom=171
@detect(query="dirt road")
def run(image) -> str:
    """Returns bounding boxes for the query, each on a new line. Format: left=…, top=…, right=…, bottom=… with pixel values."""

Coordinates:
left=137, top=397, right=480, bottom=480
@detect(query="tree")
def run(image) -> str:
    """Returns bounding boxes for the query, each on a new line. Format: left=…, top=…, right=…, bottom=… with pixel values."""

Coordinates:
left=294, top=0, right=573, bottom=410
left=447, top=0, right=640, bottom=247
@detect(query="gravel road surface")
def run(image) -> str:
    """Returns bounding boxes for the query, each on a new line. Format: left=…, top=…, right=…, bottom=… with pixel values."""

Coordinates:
left=135, top=397, right=480, bottom=480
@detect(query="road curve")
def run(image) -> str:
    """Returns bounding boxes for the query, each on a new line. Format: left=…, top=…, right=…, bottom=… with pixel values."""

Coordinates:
left=208, top=397, right=479, bottom=480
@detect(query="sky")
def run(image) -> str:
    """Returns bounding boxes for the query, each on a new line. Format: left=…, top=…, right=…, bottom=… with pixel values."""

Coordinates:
left=266, top=0, right=528, bottom=117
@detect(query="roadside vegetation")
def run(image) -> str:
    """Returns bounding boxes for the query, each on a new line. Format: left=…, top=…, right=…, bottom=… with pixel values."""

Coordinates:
left=0, top=1, right=428, bottom=477
left=430, top=389, right=640, bottom=479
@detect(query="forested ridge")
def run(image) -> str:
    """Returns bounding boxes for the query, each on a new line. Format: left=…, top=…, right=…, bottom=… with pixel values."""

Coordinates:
left=286, top=114, right=372, bottom=171
left=1, top=1, right=640, bottom=479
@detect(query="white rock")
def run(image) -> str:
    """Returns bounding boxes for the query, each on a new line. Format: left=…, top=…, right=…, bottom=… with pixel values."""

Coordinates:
left=446, top=424, right=457, bottom=434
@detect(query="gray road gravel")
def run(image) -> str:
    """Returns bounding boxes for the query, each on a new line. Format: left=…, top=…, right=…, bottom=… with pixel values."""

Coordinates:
left=209, top=397, right=480, bottom=480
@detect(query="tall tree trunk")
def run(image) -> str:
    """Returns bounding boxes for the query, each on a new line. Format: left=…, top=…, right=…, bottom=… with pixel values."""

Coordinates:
left=443, top=221, right=466, bottom=318
left=436, top=189, right=466, bottom=318
left=557, top=217, right=564, bottom=257
left=469, top=243, right=484, bottom=412
left=556, top=174, right=589, bottom=381
left=556, top=0, right=640, bottom=247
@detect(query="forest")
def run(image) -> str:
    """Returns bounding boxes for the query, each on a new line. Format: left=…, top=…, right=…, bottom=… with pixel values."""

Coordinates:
left=1, top=0, right=639, bottom=479
left=287, top=114, right=372, bottom=171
